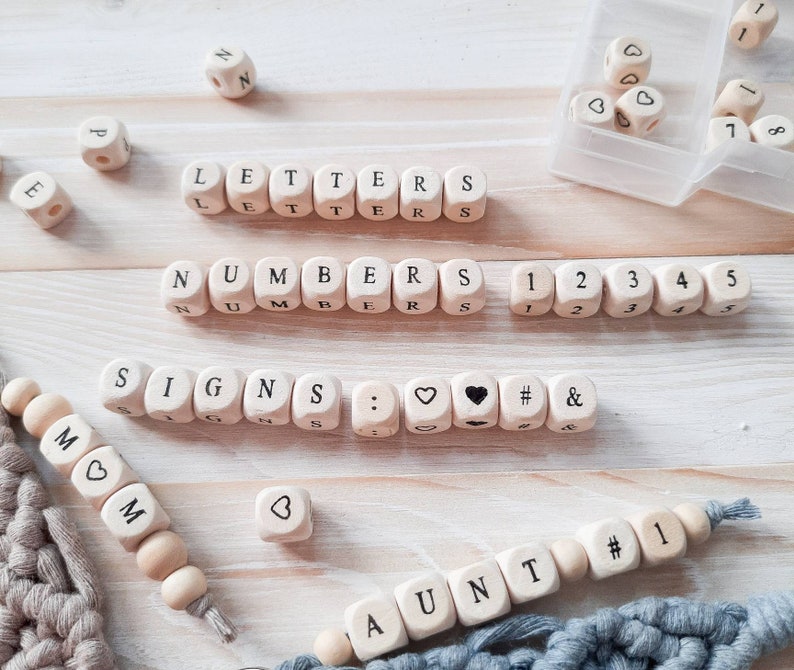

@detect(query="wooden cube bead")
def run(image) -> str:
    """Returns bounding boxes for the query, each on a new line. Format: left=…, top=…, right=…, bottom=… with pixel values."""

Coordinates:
left=78, top=116, right=131, bottom=171
left=549, top=538, right=589, bottom=582
left=442, top=166, right=487, bottom=222
left=243, top=369, right=295, bottom=426
left=601, top=262, right=653, bottom=318
left=614, top=86, right=666, bottom=137
left=101, top=482, right=171, bottom=552
left=347, top=256, right=392, bottom=314
left=568, top=91, right=615, bottom=129
left=438, top=259, right=485, bottom=315
left=193, top=366, right=246, bottom=424
left=301, top=256, right=346, bottom=311
left=344, top=594, right=409, bottom=661
left=749, top=114, right=794, bottom=149
left=204, top=46, right=256, bottom=98
left=403, top=376, right=453, bottom=435
left=447, top=558, right=511, bottom=627
left=495, top=541, right=560, bottom=604
left=400, top=167, right=442, bottom=221
left=625, top=507, right=687, bottom=567
left=208, top=257, right=256, bottom=314
left=182, top=160, right=226, bottom=215
left=292, top=373, right=342, bottom=431
left=706, top=117, right=751, bottom=152
left=545, top=373, right=597, bottom=433
left=1, top=377, right=41, bottom=417
left=450, top=371, right=498, bottom=430
left=23, top=393, right=73, bottom=439
left=712, top=79, right=764, bottom=125
left=651, top=263, right=704, bottom=316
left=71, top=445, right=139, bottom=510
left=498, top=374, right=547, bottom=431
left=351, top=381, right=400, bottom=438
left=672, top=502, right=712, bottom=546
left=393, top=571, right=457, bottom=640
left=393, top=258, right=438, bottom=314
left=10, top=172, right=73, bottom=229
left=269, top=163, right=313, bottom=218
left=40, top=413, right=105, bottom=476
left=136, top=529, right=189, bottom=581
left=603, top=37, right=651, bottom=89
left=314, top=164, right=356, bottom=220
left=553, top=261, right=602, bottom=318
left=729, top=0, right=778, bottom=49
left=161, top=565, right=208, bottom=610
left=700, top=261, right=752, bottom=316
left=254, top=257, right=302, bottom=312
left=255, top=485, right=313, bottom=543
left=161, top=261, right=210, bottom=317
left=313, top=628, right=355, bottom=666
left=99, top=359, right=153, bottom=417
left=509, top=261, right=555, bottom=316
left=144, top=366, right=197, bottom=424
left=575, top=516, right=641, bottom=580
left=226, top=160, right=270, bottom=215
left=357, top=164, right=399, bottom=221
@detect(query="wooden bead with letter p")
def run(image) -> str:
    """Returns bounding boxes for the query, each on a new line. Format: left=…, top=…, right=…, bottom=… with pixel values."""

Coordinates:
left=614, top=86, right=666, bottom=137
left=78, top=116, right=131, bottom=171
left=10, top=172, right=73, bottom=229
left=447, top=558, right=511, bottom=626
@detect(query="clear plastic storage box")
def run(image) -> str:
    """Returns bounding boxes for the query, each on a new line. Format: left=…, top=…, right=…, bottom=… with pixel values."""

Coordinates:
left=548, top=0, right=794, bottom=212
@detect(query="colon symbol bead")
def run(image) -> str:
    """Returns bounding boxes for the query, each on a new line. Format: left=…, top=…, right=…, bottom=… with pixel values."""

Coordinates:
left=603, top=37, right=651, bottom=89
left=204, top=46, right=256, bottom=98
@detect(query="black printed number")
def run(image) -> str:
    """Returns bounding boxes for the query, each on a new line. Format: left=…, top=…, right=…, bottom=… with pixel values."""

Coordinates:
left=721, top=304, right=735, bottom=313
left=628, top=270, right=639, bottom=289
left=676, top=271, right=689, bottom=289
left=672, top=306, right=685, bottom=314
left=576, top=271, right=587, bottom=289
left=726, top=122, right=736, bottom=138
left=624, top=303, right=637, bottom=314
left=571, top=305, right=583, bottom=315
left=527, top=272, right=535, bottom=291
left=727, top=269, right=737, bottom=287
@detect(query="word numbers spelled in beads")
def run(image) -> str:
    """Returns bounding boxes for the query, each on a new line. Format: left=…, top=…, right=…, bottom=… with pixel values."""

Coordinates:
left=729, top=0, right=778, bottom=49
left=314, top=498, right=758, bottom=665
left=255, top=485, right=313, bottom=543
left=10, top=171, right=73, bottom=229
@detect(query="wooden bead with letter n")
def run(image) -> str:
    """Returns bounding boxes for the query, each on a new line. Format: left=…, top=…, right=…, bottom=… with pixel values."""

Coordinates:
left=204, top=46, right=256, bottom=98
left=10, top=172, right=73, bottom=229
left=447, top=558, right=511, bottom=626
left=161, top=261, right=210, bottom=317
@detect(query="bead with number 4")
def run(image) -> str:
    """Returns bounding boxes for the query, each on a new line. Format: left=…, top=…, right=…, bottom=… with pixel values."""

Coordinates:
left=699, top=261, right=751, bottom=316
left=749, top=114, right=794, bottom=150
left=602, top=262, right=653, bottom=318
left=651, top=263, right=704, bottom=316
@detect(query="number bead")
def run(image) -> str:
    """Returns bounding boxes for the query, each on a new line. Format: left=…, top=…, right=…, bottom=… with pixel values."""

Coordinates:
left=601, top=262, right=653, bottom=318
left=509, top=262, right=555, bottom=316
left=1, top=377, right=41, bottom=417
left=552, top=262, right=602, bottom=319
left=313, top=628, right=356, bottom=666
left=651, top=263, right=704, bottom=316
left=729, top=0, right=778, bottom=50
left=706, top=117, right=751, bottom=152
left=700, top=261, right=752, bottom=316
left=625, top=507, right=687, bottom=567
left=711, top=79, right=764, bottom=125
left=749, top=114, right=794, bottom=149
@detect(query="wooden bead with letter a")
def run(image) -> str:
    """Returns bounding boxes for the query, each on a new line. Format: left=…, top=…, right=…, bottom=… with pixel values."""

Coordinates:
left=614, top=86, right=666, bottom=137
left=344, top=594, right=409, bottom=661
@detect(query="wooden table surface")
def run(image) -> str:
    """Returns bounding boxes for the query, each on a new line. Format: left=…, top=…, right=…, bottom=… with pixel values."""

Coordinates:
left=0, top=2, right=792, bottom=668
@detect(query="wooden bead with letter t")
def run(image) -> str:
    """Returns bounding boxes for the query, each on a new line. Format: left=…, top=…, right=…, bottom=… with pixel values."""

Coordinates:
left=614, top=86, right=666, bottom=137
left=729, top=0, right=778, bottom=50
left=314, top=164, right=356, bottom=220
left=204, top=46, right=256, bottom=98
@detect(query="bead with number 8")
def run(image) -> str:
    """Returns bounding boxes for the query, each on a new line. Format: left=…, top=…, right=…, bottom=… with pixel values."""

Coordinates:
left=749, top=114, right=794, bottom=150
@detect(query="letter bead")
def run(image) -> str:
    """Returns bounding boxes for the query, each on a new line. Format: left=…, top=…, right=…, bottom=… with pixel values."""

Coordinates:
left=438, top=259, right=486, bottom=315
left=10, top=172, right=73, bottom=229
left=269, top=163, right=313, bottom=218
left=749, top=114, right=794, bottom=149
left=447, top=558, right=511, bottom=627
left=243, top=369, right=295, bottom=426
left=403, top=376, right=453, bottom=435
left=700, top=261, right=752, bottom=316
left=346, top=256, right=392, bottom=314
left=651, top=263, right=704, bottom=316
left=400, top=167, right=442, bottom=221
left=614, top=86, right=666, bottom=137
left=393, top=258, right=438, bottom=314
left=442, top=166, right=487, bottom=222
left=314, top=164, right=356, bottom=220
left=575, top=516, right=641, bottom=580
left=78, top=116, right=130, bottom=171
left=344, top=594, right=409, bottom=662
left=101, top=482, right=171, bottom=552
left=672, top=502, right=712, bottom=546
left=136, top=529, right=189, bottom=581
left=182, top=160, right=226, bottom=215
left=706, top=117, right=751, bottom=152
left=495, top=542, right=560, bottom=604
left=161, top=565, right=208, bottom=610
left=498, top=374, right=547, bottom=431
left=711, top=79, right=765, bottom=125
left=254, top=257, right=302, bottom=312
left=22, top=393, right=74, bottom=439
left=357, top=164, right=399, bottom=221
left=601, top=262, right=653, bottom=318
left=204, top=46, right=256, bottom=98
left=99, top=358, right=153, bottom=417
left=71, top=445, right=139, bottom=510
left=161, top=261, right=210, bottom=317
left=603, top=37, right=652, bottom=90
left=351, top=380, right=400, bottom=438
left=291, top=373, right=342, bottom=431
left=144, top=366, right=197, bottom=423
left=509, top=262, right=555, bottom=316
left=549, top=538, right=589, bottom=582
left=553, top=262, right=602, bottom=318
left=208, top=257, right=256, bottom=314
left=568, top=91, right=615, bottom=129
left=255, top=485, right=313, bottom=543
left=545, top=373, right=597, bottom=433
left=450, top=371, right=498, bottom=430
left=301, top=256, right=347, bottom=311
left=393, top=571, right=457, bottom=640
left=225, top=160, right=270, bottom=215
left=1, top=377, right=41, bottom=417
left=313, top=628, right=355, bottom=667
left=625, top=507, right=687, bottom=567
left=40, top=414, right=105, bottom=476
left=193, top=366, right=246, bottom=424
left=729, top=0, right=778, bottom=50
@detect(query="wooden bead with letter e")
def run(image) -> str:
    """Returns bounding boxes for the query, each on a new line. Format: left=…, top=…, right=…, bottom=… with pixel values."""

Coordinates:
left=225, top=160, right=270, bottom=214
left=346, top=256, right=392, bottom=313
left=603, top=37, right=651, bottom=89
left=243, top=369, right=295, bottom=426
left=204, top=46, right=256, bottom=98
left=442, top=166, right=487, bottom=222
left=10, top=172, right=73, bottom=229
left=729, top=0, right=778, bottom=49
left=357, top=164, right=399, bottom=221
left=614, top=86, right=666, bottom=137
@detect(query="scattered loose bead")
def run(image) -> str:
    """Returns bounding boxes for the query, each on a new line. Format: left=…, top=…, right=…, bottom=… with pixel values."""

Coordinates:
left=313, top=627, right=356, bottom=666
left=136, top=529, right=189, bottom=581
left=549, top=538, right=589, bottom=582
left=161, top=565, right=208, bottom=610
left=1, top=377, right=41, bottom=416
left=22, top=393, right=73, bottom=438
left=204, top=46, right=257, bottom=99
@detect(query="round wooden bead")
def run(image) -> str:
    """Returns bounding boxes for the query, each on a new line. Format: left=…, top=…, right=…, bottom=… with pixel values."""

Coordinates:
left=549, top=538, right=589, bottom=582
left=672, top=503, right=711, bottom=546
left=1, top=378, right=41, bottom=416
left=161, top=565, right=208, bottom=610
left=22, top=393, right=73, bottom=438
left=136, top=530, right=189, bottom=581
left=313, top=627, right=355, bottom=666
